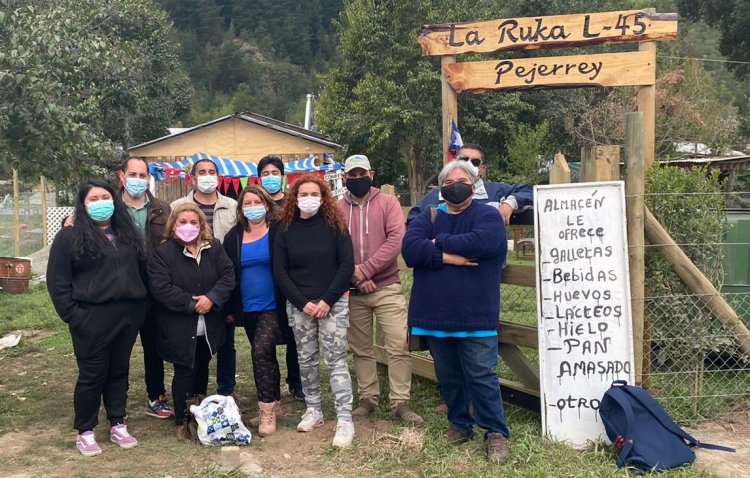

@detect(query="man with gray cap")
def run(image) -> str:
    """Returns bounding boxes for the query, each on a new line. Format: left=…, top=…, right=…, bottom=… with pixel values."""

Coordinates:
left=337, top=154, right=423, bottom=425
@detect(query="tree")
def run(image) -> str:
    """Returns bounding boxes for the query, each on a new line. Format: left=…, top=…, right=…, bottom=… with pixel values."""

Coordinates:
left=677, top=0, right=750, bottom=79
left=0, top=0, right=190, bottom=190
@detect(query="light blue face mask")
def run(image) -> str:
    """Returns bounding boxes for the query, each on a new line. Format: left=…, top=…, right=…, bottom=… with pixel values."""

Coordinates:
left=261, top=175, right=282, bottom=194
left=125, top=178, right=148, bottom=198
left=87, top=199, right=115, bottom=222
left=243, top=206, right=267, bottom=223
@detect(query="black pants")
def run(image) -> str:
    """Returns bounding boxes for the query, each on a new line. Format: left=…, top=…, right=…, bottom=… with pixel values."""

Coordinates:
left=70, top=300, right=147, bottom=433
left=172, top=338, right=212, bottom=425
left=215, top=321, right=236, bottom=395
left=244, top=311, right=282, bottom=403
left=140, top=306, right=165, bottom=401
left=279, top=316, right=302, bottom=389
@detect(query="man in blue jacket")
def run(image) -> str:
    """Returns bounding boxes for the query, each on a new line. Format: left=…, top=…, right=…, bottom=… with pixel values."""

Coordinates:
left=407, top=143, right=533, bottom=226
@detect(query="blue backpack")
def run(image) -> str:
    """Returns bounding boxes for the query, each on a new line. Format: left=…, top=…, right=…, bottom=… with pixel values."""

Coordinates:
left=599, top=381, right=734, bottom=471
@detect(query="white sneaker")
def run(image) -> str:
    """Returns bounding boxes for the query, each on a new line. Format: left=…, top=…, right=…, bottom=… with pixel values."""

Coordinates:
left=332, top=419, right=355, bottom=449
left=297, top=407, right=324, bottom=432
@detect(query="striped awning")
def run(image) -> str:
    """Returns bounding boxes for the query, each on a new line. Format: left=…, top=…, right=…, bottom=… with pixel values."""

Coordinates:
left=150, top=153, right=340, bottom=180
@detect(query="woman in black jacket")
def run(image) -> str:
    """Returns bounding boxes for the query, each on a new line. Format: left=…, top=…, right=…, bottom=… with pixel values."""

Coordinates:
left=147, top=203, right=235, bottom=439
left=47, top=180, right=149, bottom=457
left=223, top=185, right=285, bottom=437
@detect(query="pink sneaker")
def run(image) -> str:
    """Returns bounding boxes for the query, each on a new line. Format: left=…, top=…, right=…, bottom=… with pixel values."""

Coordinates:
left=110, top=424, right=138, bottom=449
left=76, top=431, right=102, bottom=457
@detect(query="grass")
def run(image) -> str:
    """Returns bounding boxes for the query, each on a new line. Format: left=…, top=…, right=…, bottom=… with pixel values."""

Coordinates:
left=0, top=283, right=717, bottom=477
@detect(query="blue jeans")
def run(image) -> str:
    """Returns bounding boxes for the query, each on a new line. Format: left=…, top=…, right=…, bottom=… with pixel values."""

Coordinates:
left=216, top=321, right=236, bottom=395
left=428, top=335, right=510, bottom=439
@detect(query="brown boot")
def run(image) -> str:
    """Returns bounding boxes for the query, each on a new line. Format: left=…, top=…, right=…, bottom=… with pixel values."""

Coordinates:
left=174, top=424, right=191, bottom=441
left=352, top=398, right=377, bottom=417
left=249, top=401, right=283, bottom=428
left=257, top=401, right=277, bottom=437
left=446, top=425, right=472, bottom=445
left=392, top=402, right=424, bottom=425
left=484, top=433, right=509, bottom=464
left=435, top=402, right=448, bottom=414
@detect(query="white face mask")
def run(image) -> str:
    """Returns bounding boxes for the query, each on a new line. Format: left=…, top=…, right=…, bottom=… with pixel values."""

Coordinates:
left=196, top=175, right=218, bottom=194
left=298, top=196, right=321, bottom=216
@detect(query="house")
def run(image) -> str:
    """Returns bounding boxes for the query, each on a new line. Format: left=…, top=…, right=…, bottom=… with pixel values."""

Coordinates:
left=128, top=112, right=340, bottom=163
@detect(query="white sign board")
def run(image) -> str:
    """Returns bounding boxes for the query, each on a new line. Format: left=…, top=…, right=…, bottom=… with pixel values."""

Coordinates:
left=534, top=181, right=634, bottom=447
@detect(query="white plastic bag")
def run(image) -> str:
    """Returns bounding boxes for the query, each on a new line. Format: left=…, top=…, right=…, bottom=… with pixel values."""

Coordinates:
left=189, top=394, right=252, bottom=446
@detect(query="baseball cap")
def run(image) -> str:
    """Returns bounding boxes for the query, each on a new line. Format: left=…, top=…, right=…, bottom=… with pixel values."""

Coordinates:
left=344, top=154, right=372, bottom=173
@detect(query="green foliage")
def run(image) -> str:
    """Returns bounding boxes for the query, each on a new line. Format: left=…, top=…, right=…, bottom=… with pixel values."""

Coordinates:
left=490, top=121, right=551, bottom=185
left=0, top=0, right=190, bottom=192
left=645, top=167, right=732, bottom=366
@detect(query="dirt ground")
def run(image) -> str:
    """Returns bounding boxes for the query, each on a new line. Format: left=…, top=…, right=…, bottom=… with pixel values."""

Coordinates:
left=688, top=401, right=750, bottom=478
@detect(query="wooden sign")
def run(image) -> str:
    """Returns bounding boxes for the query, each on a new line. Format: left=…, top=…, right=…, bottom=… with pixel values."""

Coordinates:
left=419, top=10, right=678, bottom=56
left=534, top=181, right=634, bottom=447
left=444, top=50, right=654, bottom=94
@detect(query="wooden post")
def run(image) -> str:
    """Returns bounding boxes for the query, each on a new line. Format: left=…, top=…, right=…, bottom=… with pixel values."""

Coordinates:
left=549, top=153, right=571, bottom=184
left=441, top=56, right=458, bottom=165
left=638, top=9, right=657, bottom=169
left=13, top=168, right=21, bottom=257
left=625, top=113, right=646, bottom=385
left=644, top=207, right=750, bottom=355
left=40, top=176, right=48, bottom=247
left=580, top=145, right=621, bottom=182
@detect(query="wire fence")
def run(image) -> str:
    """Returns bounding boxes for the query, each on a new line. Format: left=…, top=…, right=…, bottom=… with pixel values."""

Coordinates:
left=499, top=196, right=750, bottom=428
left=0, top=175, right=55, bottom=258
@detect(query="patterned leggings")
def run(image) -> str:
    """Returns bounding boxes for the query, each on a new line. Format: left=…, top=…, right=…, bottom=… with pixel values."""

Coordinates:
left=243, top=311, right=282, bottom=403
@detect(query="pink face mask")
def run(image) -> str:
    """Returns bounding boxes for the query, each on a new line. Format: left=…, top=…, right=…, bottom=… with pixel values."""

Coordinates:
left=175, top=223, right=200, bottom=243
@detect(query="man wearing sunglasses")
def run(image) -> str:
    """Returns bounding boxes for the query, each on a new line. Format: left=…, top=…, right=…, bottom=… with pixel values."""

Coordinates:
left=407, top=143, right=533, bottom=226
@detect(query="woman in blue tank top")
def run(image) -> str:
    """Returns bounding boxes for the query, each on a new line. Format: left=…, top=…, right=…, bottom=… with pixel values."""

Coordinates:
left=223, top=185, right=284, bottom=437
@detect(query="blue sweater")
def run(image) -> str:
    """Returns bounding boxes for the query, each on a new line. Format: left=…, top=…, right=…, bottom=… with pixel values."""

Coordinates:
left=402, top=201, right=507, bottom=332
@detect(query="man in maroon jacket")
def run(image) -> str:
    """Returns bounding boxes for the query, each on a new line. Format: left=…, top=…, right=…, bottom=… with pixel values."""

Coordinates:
left=337, top=154, right=423, bottom=424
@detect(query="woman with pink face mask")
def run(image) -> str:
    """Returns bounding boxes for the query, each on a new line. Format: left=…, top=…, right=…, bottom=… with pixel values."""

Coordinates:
left=147, top=203, right=235, bottom=439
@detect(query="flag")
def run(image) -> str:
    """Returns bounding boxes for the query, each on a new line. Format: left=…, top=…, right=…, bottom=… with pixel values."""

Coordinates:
left=448, top=119, right=463, bottom=160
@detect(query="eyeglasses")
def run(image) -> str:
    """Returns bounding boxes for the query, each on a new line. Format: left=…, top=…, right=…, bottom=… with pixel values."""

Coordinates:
left=458, top=155, right=482, bottom=167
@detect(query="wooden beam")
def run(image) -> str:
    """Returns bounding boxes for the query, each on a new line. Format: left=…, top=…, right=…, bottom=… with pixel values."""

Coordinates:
left=13, top=168, right=20, bottom=257
left=419, top=10, right=678, bottom=56
left=644, top=207, right=750, bottom=355
left=40, top=176, right=48, bottom=248
left=625, top=113, right=646, bottom=385
left=499, top=344, right=540, bottom=390
left=549, top=153, right=571, bottom=184
left=441, top=56, right=458, bottom=165
left=443, top=51, right=655, bottom=94
left=637, top=9, right=657, bottom=168
left=499, top=320, right=538, bottom=348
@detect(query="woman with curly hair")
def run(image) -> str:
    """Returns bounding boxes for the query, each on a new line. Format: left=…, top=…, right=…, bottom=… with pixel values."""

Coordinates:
left=273, top=174, right=355, bottom=448
left=47, top=179, right=150, bottom=456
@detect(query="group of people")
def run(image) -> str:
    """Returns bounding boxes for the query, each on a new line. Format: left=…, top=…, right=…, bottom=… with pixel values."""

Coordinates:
left=47, top=144, right=533, bottom=465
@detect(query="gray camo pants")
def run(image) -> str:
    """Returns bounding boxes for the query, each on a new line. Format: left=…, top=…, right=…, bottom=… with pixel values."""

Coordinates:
left=287, top=297, right=353, bottom=419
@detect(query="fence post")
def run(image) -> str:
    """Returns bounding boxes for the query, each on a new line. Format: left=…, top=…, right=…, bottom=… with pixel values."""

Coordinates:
left=625, top=112, right=646, bottom=386
left=13, top=168, right=21, bottom=257
left=41, top=176, right=49, bottom=247
left=580, top=145, right=620, bottom=182
left=441, top=56, right=458, bottom=165
left=549, top=153, right=571, bottom=184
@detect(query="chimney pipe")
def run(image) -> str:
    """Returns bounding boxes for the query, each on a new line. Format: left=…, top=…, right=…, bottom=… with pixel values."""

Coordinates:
left=304, top=94, right=313, bottom=130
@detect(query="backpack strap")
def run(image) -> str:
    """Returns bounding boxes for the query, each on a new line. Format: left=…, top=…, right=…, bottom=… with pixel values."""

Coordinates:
left=618, top=386, right=735, bottom=454
left=605, top=386, right=637, bottom=468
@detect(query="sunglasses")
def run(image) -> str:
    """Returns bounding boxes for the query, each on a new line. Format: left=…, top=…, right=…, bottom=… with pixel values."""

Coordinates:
left=458, top=155, right=482, bottom=167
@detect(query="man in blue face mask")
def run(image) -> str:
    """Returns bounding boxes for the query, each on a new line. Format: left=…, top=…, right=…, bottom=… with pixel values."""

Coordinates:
left=117, top=157, right=174, bottom=420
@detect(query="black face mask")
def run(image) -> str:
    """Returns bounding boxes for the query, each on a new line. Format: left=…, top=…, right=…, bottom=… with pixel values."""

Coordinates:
left=441, top=182, right=473, bottom=205
left=346, top=176, right=372, bottom=197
